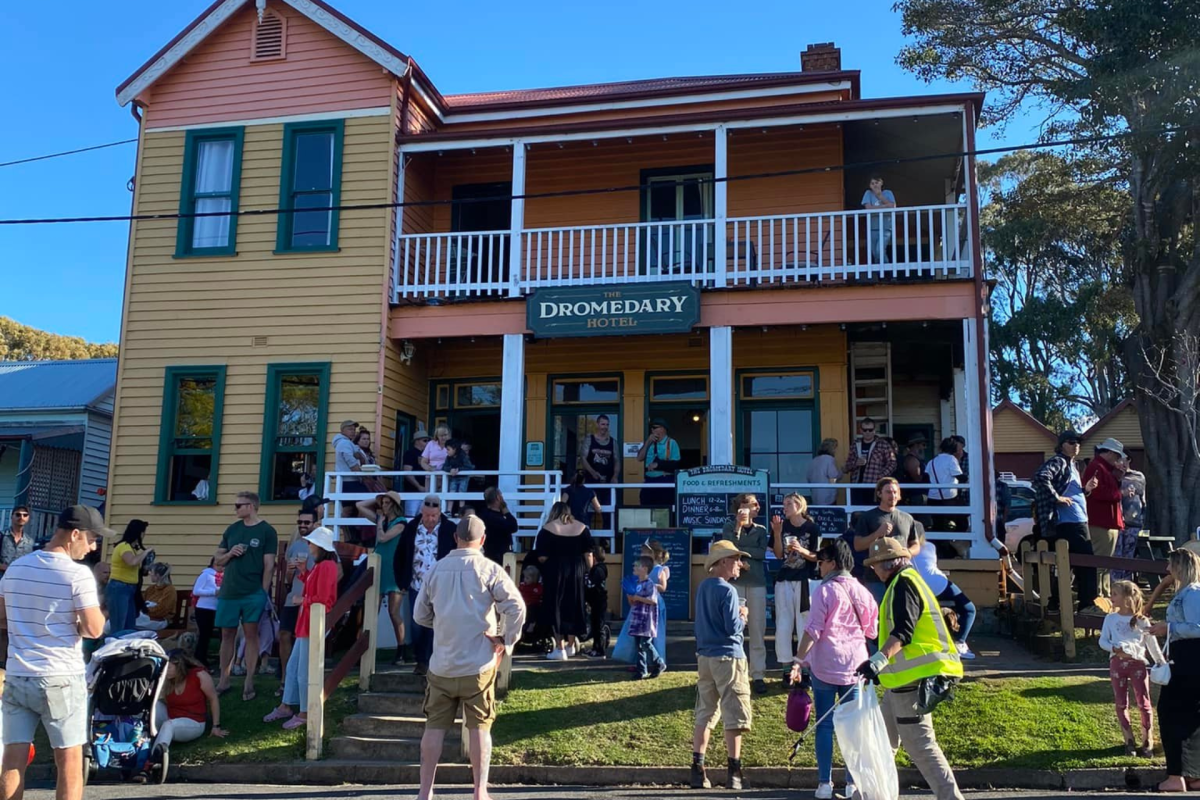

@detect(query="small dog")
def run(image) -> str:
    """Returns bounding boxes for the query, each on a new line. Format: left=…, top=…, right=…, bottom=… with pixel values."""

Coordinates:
left=941, top=607, right=961, bottom=636
left=158, top=630, right=198, bottom=656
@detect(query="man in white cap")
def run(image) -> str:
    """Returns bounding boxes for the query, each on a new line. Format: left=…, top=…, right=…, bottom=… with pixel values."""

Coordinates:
left=1083, top=437, right=1128, bottom=599
left=691, top=540, right=752, bottom=790
left=0, top=505, right=113, bottom=800
left=414, top=515, right=524, bottom=800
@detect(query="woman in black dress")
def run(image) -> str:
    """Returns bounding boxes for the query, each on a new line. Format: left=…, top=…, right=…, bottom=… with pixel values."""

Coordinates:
left=1150, top=549, right=1200, bottom=792
left=535, top=501, right=593, bottom=661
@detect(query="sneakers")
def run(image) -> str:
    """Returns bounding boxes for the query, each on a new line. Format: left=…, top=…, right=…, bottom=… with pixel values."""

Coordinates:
left=650, top=663, right=667, bottom=678
left=585, top=648, right=606, bottom=659
left=955, top=641, right=976, bottom=660
left=1125, top=741, right=1137, bottom=756
left=545, top=649, right=568, bottom=661
left=565, top=644, right=577, bottom=658
left=727, top=766, right=745, bottom=791
left=843, top=782, right=858, bottom=800
left=753, top=679, right=769, bottom=695
left=690, top=764, right=711, bottom=789
left=815, top=782, right=834, bottom=799
left=1138, top=743, right=1155, bottom=758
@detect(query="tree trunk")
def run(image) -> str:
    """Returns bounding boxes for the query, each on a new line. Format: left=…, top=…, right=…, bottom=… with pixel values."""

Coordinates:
left=1131, top=367, right=1200, bottom=543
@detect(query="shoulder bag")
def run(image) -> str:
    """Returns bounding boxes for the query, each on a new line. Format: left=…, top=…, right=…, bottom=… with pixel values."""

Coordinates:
left=1151, top=636, right=1172, bottom=686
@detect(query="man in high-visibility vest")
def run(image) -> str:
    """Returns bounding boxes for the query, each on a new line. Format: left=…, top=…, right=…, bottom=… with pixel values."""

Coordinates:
left=856, top=536, right=964, bottom=800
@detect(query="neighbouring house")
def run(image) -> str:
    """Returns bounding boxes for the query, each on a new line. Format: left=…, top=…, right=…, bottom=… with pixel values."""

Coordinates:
left=1082, top=399, right=1144, bottom=470
left=109, top=0, right=997, bottom=603
left=991, top=400, right=1058, bottom=479
left=0, top=359, right=117, bottom=539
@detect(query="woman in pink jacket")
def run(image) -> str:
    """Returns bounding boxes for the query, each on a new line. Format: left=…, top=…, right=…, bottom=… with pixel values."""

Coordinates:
left=789, top=538, right=879, bottom=800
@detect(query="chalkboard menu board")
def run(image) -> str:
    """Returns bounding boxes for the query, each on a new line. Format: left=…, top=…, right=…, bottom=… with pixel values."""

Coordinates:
left=676, top=466, right=771, bottom=541
left=621, top=528, right=692, bottom=621
left=809, top=506, right=849, bottom=537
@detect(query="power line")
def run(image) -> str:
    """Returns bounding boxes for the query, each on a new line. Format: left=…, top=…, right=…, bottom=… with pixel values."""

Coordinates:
left=0, top=123, right=1188, bottom=227
left=0, top=139, right=138, bottom=169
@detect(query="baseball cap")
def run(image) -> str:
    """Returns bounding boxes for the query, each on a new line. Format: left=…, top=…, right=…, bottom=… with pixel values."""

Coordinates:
left=1057, top=429, right=1083, bottom=446
left=864, top=537, right=909, bottom=566
left=57, top=505, right=117, bottom=538
left=340, top=419, right=358, bottom=430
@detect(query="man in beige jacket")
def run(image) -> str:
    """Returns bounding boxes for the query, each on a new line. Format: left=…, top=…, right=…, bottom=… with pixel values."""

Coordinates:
left=414, top=515, right=525, bottom=800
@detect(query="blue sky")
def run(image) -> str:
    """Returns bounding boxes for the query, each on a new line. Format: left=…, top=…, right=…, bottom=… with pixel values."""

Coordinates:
left=0, top=0, right=1041, bottom=344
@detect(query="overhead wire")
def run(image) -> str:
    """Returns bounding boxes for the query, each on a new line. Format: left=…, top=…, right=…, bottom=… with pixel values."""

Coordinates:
left=0, top=138, right=138, bottom=169
left=0, top=122, right=1191, bottom=227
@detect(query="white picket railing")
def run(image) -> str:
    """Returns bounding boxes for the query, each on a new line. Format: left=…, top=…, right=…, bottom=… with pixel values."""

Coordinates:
left=727, top=203, right=969, bottom=285
left=522, top=220, right=717, bottom=288
left=321, top=470, right=561, bottom=543
left=393, top=203, right=971, bottom=300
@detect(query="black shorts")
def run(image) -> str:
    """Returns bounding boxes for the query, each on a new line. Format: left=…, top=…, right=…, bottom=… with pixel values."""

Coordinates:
left=279, top=604, right=300, bottom=634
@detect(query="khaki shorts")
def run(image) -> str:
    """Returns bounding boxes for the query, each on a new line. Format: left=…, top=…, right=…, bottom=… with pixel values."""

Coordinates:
left=423, top=666, right=497, bottom=731
left=695, top=655, right=752, bottom=732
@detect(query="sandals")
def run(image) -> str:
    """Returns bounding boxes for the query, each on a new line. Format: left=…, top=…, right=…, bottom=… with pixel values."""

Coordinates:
left=282, top=715, right=306, bottom=730
left=263, top=707, right=294, bottom=723
left=242, top=687, right=257, bottom=702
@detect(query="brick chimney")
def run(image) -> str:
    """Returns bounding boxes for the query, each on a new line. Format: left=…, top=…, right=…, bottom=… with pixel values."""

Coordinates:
left=801, top=43, right=841, bottom=72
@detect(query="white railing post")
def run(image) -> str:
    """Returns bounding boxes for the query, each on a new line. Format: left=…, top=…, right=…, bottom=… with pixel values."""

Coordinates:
left=508, top=143, right=527, bottom=297
left=361, top=552, right=381, bottom=691
left=305, top=603, right=326, bottom=761
left=714, top=124, right=728, bottom=288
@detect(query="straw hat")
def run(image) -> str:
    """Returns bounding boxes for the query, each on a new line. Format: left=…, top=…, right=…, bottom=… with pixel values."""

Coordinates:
left=705, top=540, right=749, bottom=571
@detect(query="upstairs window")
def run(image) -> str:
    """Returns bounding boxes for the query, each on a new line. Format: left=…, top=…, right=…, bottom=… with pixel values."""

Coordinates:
left=252, top=10, right=287, bottom=60
left=276, top=120, right=344, bottom=253
left=175, top=128, right=244, bottom=257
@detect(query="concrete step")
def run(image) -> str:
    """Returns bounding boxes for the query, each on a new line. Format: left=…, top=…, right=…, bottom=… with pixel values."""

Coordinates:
left=341, top=713, right=460, bottom=740
left=357, top=691, right=425, bottom=716
left=371, top=670, right=427, bottom=694
left=328, top=735, right=466, bottom=763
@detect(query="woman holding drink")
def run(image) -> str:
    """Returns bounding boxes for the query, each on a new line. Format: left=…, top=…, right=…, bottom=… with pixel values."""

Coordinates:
left=771, top=493, right=820, bottom=686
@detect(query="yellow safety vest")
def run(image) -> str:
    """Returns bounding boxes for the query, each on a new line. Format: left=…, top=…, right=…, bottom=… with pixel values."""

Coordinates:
left=878, top=567, right=963, bottom=689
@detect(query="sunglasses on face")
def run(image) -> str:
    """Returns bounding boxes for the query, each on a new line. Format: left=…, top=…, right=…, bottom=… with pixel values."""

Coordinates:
left=862, top=428, right=875, bottom=433
left=12, top=512, right=29, bottom=518
left=423, top=502, right=440, bottom=508
left=234, top=502, right=251, bottom=509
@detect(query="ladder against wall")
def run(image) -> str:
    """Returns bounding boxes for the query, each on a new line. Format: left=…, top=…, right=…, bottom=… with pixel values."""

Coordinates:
left=850, top=342, right=893, bottom=436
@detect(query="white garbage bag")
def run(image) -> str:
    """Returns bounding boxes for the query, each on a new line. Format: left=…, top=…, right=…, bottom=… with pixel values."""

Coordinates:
left=833, top=685, right=899, bottom=800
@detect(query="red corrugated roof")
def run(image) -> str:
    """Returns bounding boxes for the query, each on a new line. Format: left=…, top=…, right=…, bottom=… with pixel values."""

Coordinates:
left=443, top=72, right=839, bottom=109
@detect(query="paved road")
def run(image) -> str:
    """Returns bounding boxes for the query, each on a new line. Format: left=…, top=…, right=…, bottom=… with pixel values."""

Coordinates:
left=25, top=785, right=1164, bottom=799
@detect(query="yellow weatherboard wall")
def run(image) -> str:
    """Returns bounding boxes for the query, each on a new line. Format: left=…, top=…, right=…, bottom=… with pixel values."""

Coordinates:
left=108, top=115, right=393, bottom=582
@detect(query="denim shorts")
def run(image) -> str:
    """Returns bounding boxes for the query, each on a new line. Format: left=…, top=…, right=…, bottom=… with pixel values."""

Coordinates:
left=3, top=674, right=88, bottom=749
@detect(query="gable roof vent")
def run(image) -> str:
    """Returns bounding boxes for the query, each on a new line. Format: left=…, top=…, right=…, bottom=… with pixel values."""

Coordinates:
left=252, top=10, right=286, bottom=61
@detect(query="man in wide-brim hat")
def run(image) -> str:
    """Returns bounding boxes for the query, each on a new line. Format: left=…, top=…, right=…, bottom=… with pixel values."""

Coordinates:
left=691, top=540, right=753, bottom=791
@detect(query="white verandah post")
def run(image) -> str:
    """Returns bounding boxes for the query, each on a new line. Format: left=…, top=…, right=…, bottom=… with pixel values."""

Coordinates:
left=508, top=144, right=526, bottom=298
left=709, top=326, right=734, bottom=465
left=962, top=318, right=989, bottom=558
left=713, top=125, right=728, bottom=288
left=498, top=333, right=526, bottom=504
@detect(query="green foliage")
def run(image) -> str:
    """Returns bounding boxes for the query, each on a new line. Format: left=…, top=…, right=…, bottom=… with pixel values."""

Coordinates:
left=0, top=316, right=118, bottom=361
left=982, top=151, right=1136, bottom=427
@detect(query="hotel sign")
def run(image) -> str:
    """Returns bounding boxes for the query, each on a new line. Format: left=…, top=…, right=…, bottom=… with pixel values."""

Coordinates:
left=526, top=282, right=700, bottom=338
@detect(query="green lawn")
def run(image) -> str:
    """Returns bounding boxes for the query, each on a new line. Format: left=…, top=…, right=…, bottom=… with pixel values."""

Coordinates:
left=491, top=670, right=1158, bottom=771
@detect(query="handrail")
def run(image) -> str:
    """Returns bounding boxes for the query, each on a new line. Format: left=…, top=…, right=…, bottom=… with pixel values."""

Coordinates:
left=305, top=552, right=381, bottom=761
left=726, top=202, right=966, bottom=223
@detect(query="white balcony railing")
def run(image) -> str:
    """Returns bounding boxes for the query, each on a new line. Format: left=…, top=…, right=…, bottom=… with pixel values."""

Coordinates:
left=394, top=203, right=971, bottom=301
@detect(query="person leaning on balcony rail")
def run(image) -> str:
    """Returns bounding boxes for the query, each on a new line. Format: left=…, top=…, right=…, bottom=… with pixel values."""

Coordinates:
left=354, top=428, right=387, bottom=498
left=400, top=429, right=432, bottom=518
left=926, top=438, right=964, bottom=533
left=862, top=175, right=897, bottom=263
left=843, top=418, right=896, bottom=506
left=637, top=418, right=681, bottom=508
left=419, top=424, right=452, bottom=474
left=332, top=420, right=367, bottom=497
left=718, top=494, right=770, bottom=695
left=856, top=536, right=965, bottom=800
left=1032, top=430, right=1103, bottom=616
left=806, top=439, right=841, bottom=507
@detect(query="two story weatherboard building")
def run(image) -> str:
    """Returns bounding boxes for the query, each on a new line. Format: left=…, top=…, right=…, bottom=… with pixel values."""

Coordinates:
left=109, top=0, right=997, bottom=589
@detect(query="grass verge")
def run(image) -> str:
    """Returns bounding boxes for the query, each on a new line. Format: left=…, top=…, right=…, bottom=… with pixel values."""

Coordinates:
left=491, top=669, right=1159, bottom=771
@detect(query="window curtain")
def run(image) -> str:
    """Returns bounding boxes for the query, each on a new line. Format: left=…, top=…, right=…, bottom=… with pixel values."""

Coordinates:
left=192, top=140, right=234, bottom=248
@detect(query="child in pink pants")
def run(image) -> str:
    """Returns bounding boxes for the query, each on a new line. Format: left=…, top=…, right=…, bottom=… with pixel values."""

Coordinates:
left=1099, top=580, right=1163, bottom=757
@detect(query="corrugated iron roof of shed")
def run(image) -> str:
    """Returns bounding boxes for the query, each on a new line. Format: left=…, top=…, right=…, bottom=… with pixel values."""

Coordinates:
left=0, top=359, right=118, bottom=412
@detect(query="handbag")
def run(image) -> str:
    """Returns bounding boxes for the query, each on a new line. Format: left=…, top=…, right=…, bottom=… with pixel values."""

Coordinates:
left=1151, top=638, right=1172, bottom=686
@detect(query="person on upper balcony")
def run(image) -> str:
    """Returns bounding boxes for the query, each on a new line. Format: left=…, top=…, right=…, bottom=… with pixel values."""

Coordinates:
left=862, top=175, right=897, bottom=263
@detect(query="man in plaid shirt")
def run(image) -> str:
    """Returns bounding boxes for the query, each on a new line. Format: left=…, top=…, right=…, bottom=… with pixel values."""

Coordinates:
left=844, top=418, right=897, bottom=505
left=1032, top=429, right=1102, bottom=615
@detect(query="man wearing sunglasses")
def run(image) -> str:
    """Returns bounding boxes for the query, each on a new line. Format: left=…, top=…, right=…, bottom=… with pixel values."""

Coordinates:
left=214, top=491, right=277, bottom=701
left=395, top=495, right=457, bottom=676
left=0, top=507, right=34, bottom=575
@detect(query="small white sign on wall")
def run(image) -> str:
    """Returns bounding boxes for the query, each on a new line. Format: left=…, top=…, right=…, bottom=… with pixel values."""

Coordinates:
left=623, top=442, right=642, bottom=458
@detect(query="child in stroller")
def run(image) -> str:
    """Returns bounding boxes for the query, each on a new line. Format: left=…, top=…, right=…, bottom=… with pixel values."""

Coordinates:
left=85, top=636, right=169, bottom=783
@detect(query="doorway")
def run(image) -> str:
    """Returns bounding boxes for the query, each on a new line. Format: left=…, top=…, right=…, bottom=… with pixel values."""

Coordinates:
left=548, top=376, right=622, bottom=480
left=430, top=379, right=503, bottom=474
left=640, top=166, right=714, bottom=275
left=646, top=373, right=709, bottom=469
left=736, top=369, right=820, bottom=484
left=451, top=182, right=512, bottom=286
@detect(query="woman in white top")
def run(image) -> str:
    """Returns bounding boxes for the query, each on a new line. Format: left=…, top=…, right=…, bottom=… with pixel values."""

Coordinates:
left=912, top=534, right=977, bottom=659
left=191, top=559, right=222, bottom=668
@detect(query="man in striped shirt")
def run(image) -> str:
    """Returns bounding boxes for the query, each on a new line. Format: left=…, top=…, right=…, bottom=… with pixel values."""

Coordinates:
left=0, top=505, right=111, bottom=800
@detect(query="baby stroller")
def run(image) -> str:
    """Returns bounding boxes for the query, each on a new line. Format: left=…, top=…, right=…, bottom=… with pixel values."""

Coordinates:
left=84, top=636, right=169, bottom=784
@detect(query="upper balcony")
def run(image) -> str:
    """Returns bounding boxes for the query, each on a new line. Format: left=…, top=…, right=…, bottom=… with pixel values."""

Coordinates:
left=392, top=103, right=976, bottom=303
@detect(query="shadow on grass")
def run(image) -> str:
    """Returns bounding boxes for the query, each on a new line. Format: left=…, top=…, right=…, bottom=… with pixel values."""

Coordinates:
left=981, top=745, right=1142, bottom=771
left=1019, top=681, right=1115, bottom=705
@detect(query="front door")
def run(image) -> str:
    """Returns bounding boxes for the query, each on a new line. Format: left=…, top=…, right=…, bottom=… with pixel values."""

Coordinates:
left=451, top=182, right=512, bottom=289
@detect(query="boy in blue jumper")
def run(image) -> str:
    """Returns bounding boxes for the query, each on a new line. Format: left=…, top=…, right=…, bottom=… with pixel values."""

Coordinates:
left=692, top=539, right=752, bottom=791
left=626, top=556, right=665, bottom=679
